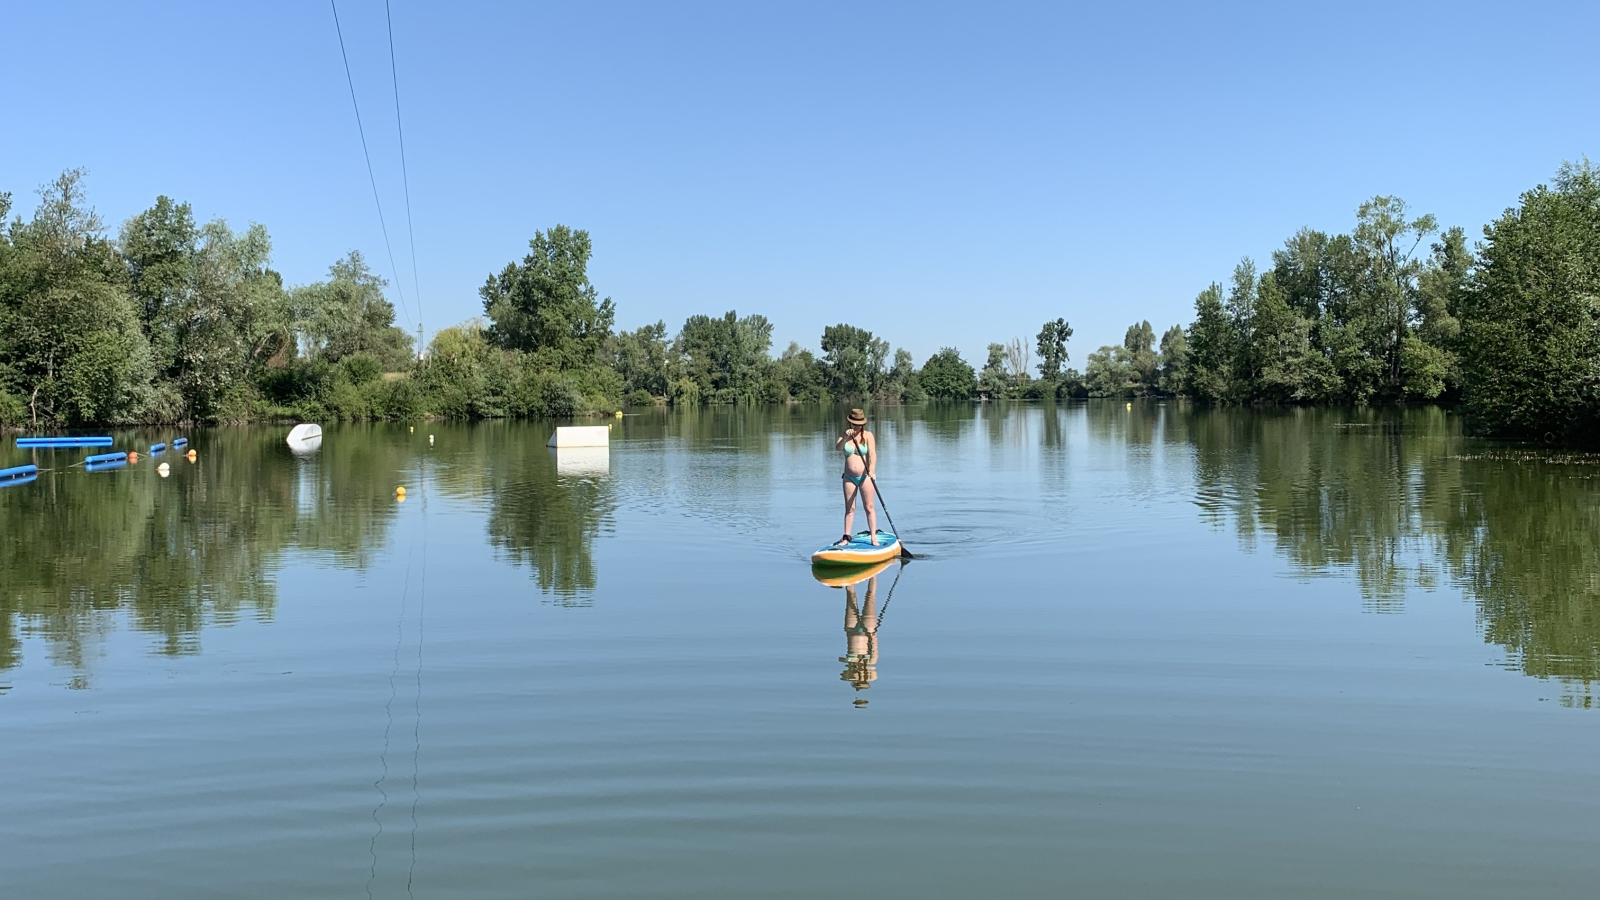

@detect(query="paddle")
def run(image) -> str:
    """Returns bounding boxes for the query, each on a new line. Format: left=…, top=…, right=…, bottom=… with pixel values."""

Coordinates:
left=857, top=432, right=915, bottom=560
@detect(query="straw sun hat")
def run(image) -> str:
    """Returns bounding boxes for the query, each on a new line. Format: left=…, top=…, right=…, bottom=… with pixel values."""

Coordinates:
left=846, top=409, right=867, bottom=426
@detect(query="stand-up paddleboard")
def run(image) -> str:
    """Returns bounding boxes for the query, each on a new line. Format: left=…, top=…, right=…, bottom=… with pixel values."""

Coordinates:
left=811, top=531, right=900, bottom=566
left=811, top=556, right=898, bottom=586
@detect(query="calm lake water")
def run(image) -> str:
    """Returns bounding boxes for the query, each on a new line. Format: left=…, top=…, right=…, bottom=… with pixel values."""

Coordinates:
left=3, top=403, right=1599, bottom=898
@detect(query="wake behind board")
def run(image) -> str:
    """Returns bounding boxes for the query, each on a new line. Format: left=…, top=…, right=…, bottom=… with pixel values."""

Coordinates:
left=811, top=531, right=900, bottom=566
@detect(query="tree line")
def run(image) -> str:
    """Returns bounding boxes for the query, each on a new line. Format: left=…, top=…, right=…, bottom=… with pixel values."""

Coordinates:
left=3, top=161, right=1598, bottom=440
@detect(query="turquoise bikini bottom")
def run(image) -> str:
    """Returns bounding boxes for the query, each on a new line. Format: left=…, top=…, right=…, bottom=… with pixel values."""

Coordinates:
left=843, top=473, right=866, bottom=487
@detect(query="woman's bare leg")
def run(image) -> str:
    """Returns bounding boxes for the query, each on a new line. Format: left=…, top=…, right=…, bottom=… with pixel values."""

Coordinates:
left=841, top=479, right=858, bottom=538
left=863, top=482, right=879, bottom=543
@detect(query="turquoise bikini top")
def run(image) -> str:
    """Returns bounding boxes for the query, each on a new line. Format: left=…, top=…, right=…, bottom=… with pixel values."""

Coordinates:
left=842, top=441, right=867, bottom=457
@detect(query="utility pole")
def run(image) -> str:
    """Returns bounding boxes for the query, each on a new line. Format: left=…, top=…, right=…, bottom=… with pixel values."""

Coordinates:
left=416, top=322, right=424, bottom=361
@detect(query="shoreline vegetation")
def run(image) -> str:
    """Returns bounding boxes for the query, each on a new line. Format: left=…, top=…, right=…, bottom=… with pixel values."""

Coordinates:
left=2, top=161, right=1597, bottom=441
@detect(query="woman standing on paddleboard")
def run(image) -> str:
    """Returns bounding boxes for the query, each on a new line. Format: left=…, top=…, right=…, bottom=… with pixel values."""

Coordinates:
left=834, top=408, right=880, bottom=546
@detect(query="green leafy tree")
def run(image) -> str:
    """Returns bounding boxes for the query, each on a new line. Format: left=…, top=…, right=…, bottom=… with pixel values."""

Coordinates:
left=1158, top=325, right=1187, bottom=394
left=1123, top=320, right=1159, bottom=389
left=1250, top=272, right=1338, bottom=403
left=1412, top=225, right=1470, bottom=398
left=674, top=310, right=773, bottom=403
left=820, top=323, right=888, bottom=399
left=1353, top=196, right=1438, bottom=395
left=1459, top=160, right=1600, bottom=439
left=611, top=320, right=671, bottom=399
left=978, top=342, right=1011, bottom=397
left=0, top=169, right=152, bottom=425
left=1183, top=283, right=1236, bottom=403
left=1035, top=318, right=1073, bottom=380
left=294, top=251, right=413, bottom=369
left=481, top=225, right=615, bottom=370
left=122, top=198, right=292, bottom=420
left=1085, top=345, right=1140, bottom=397
left=767, top=342, right=830, bottom=403
left=919, top=347, right=976, bottom=399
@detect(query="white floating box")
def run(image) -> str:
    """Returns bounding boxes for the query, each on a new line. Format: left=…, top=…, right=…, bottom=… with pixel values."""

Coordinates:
left=546, top=425, right=610, bottom=448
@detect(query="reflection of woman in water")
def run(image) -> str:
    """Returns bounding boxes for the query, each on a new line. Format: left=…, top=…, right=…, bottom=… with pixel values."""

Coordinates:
left=834, top=408, right=879, bottom=547
left=840, top=574, right=880, bottom=690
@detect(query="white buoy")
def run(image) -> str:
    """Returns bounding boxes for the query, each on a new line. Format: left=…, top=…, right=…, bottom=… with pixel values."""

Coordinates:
left=287, top=423, right=323, bottom=454
left=546, top=425, right=609, bottom=448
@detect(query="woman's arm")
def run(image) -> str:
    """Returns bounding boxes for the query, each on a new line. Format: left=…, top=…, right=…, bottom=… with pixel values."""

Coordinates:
left=835, top=430, right=848, bottom=451
left=866, top=432, right=877, bottom=478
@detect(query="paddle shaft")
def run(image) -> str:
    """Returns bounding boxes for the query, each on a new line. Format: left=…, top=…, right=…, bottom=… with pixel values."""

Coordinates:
left=852, top=431, right=912, bottom=559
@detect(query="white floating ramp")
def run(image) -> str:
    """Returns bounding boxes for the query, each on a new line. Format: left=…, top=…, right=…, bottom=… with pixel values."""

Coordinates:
left=546, top=425, right=609, bottom=448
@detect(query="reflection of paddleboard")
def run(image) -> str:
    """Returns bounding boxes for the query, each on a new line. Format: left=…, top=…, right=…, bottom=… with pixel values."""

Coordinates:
left=811, top=531, right=900, bottom=566
left=810, top=556, right=898, bottom=587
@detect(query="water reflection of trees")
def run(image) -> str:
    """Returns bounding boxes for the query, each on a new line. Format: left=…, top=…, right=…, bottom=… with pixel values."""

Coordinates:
left=428, top=422, right=616, bottom=604
left=0, top=427, right=407, bottom=682
left=1176, top=405, right=1600, bottom=701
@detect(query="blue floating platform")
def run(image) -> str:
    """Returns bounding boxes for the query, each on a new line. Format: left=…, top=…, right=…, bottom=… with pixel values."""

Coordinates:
left=85, top=451, right=128, bottom=465
left=173, top=437, right=189, bottom=447
left=0, top=464, right=38, bottom=480
left=150, top=442, right=166, bottom=453
left=17, top=436, right=113, bottom=448
left=0, top=473, right=37, bottom=489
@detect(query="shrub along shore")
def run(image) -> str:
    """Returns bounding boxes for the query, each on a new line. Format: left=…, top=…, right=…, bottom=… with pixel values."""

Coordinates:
left=3, top=162, right=1598, bottom=441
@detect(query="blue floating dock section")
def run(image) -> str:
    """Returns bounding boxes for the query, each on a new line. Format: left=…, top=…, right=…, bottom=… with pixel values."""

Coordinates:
left=17, top=435, right=113, bottom=448
left=0, top=473, right=37, bottom=489
left=150, top=442, right=166, bottom=453
left=0, top=464, right=38, bottom=480
left=85, top=451, right=128, bottom=466
left=173, top=437, right=189, bottom=448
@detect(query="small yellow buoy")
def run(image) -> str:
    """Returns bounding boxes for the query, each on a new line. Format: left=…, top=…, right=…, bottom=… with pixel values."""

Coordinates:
left=187, top=449, right=197, bottom=462
left=409, top=426, right=414, bottom=433
left=1126, top=402, right=1132, bottom=410
left=428, top=434, right=434, bottom=445
left=614, top=410, right=623, bottom=418
left=395, top=486, right=407, bottom=500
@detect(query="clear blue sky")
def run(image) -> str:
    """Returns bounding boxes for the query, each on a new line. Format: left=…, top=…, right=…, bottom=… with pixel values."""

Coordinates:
left=3, top=1, right=1596, bottom=367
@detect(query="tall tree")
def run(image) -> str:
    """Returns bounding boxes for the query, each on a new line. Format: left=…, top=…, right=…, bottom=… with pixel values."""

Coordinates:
left=675, top=310, right=773, bottom=403
left=1035, top=318, right=1073, bottom=379
left=1122, top=319, right=1158, bottom=388
left=978, top=342, right=1011, bottom=397
left=1158, top=325, right=1188, bottom=395
left=0, top=169, right=151, bottom=425
left=919, top=347, right=976, bottom=399
left=294, top=251, right=413, bottom=369
left=820, top=323, right=888, bottom=399
left=1352, top=196, right=1437, bottom=395
left=1183, top=283, right=1235, bottom=403
left=1459, top=160, right=1600, bottom=439
left=481, top=225, right=615, bottom=370
left=122, top=198, right=291, bottom=420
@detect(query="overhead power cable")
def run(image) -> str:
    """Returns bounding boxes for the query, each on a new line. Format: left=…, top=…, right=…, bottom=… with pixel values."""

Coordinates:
left=385, top=0, right=424, bottom=344
left=329, top=0, right=413, bottom=328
